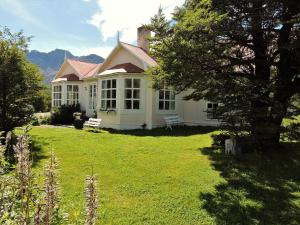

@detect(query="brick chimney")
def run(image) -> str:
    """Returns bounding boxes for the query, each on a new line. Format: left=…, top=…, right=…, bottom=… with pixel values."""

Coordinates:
left=137, top=26, right=150, bottom=52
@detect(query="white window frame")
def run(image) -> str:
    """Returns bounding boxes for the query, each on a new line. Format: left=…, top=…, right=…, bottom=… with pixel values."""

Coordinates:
left=100, top=79, right=117, bottom=110
left=206, top=102, right=219, bottom=119
left=158, top=89, right=176, bottom=110
left=53, top=85, right=62, bottom=107
left=124, top=78, right=141, bottom=110
left=88, top=84, right=97, bottom=110
left=67, top=85, right=79, bottom=105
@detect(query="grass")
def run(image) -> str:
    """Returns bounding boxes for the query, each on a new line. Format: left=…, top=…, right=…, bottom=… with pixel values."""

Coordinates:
left=28, top=126, right=300, bottom=224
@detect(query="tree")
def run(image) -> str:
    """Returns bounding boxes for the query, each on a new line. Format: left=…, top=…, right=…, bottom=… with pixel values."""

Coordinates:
left=147, top=0, right=300, bottom=149
left=0, top=27, right=44, bottom=134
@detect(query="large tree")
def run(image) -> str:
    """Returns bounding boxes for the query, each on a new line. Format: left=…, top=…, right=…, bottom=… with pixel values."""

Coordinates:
left=147, top=0, right=300, bottom=148
left=0, top=27, right=44, bottom=134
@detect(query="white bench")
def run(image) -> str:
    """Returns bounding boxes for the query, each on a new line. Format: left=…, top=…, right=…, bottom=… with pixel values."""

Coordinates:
left=164, top=115, right=183, bottom=130
left=83, top=118, right=102, bottom=130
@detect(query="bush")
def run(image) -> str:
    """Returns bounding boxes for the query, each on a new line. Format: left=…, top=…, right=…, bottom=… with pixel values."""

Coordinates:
left=31, top=113, right=51, bottom=126
left=51, top=104, right=81, bottom=125
left=211, top=133, right=231, bottom=148
left=74, top=119, right=84, bottom=129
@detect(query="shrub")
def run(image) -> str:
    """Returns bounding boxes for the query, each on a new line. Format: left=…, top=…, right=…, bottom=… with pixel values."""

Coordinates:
left=211, top=133, right=231, bottom=148
left=74, top=119, right=84, bottom=129
left=51, top=104, right=81, bottom=125
left=31, top=113, right=51, bottom=126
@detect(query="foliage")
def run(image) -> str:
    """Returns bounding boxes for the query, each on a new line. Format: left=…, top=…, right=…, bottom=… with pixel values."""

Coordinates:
left=0, top=27, right=44, bottom=134
left=31, top=113, right=51, bottom=126
left=32, top=85, right=51, bottom=113
left=50, top=104, right=80, bottom=125
left=85, top=173, right=97, bottom=225
left=147, top=0, right=300, bottom=149
left=74, top=119, right=84, bottom=130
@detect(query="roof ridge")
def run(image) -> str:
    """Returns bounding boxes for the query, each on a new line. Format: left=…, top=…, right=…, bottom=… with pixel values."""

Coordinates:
left=67, top=58, right=99, bottom=65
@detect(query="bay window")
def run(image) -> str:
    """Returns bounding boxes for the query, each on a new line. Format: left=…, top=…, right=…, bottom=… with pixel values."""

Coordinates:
left=124, top=78, right=141, bottom=110
left=101, top=79, right=117, bottom=110
left=67, top=85, right=79, bottom=105
left=53, top=85, right=62, bottom=107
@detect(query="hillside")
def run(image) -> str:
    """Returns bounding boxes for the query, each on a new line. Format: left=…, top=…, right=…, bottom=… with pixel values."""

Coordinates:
left=27, top=49, right=104, bottom=85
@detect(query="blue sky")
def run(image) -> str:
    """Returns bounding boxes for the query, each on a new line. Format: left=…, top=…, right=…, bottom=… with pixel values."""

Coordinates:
left=0, top=0, right=184, bottom=57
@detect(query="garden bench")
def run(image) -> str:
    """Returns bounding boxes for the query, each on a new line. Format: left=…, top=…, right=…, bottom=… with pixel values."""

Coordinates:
left=83, top=118, right=102, bottom=130
left=164, top=115, right=183, bottom=130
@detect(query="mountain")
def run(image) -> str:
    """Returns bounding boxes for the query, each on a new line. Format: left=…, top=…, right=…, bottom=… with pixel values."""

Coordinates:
left=27, top=49, right=105, bottom=85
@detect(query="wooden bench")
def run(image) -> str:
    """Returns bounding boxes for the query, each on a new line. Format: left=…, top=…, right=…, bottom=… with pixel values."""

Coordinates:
left=83, top=118, right=102, bottom=130
left=164, top=115, right=183, bottom=130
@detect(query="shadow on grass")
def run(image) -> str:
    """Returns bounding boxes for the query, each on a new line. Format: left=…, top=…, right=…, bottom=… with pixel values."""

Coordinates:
left=101, top=126, right=217, bottom=137
left=199, top=142, right=300, bottom=225
left=30, top=135, right=50, bottom=167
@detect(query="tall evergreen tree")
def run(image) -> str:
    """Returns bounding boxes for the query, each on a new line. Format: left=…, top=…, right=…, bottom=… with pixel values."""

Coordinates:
left=0, top=27, right=44, bottom=134
left=147, top=0, right=300, bottom=149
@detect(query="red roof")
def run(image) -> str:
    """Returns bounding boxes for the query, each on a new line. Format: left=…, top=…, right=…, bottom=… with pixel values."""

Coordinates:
left=67, top=59, right=100, bottom=78
left=109, top=63, right=144, bottom=73
left=120, top=42, right=157, bottom=67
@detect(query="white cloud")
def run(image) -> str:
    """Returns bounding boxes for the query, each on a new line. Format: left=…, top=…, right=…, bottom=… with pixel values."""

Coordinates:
left=72, top=46, right=114, bottom=58
left=87, top=0, right=185, bottom=43
left=0, top=0, right=39, bottom=25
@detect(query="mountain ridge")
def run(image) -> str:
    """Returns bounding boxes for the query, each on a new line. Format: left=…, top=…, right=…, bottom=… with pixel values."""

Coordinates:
left=27, top=49, right=104, bottom=85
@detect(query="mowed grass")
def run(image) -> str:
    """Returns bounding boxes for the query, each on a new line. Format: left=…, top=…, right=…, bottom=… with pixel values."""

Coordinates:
left=28, top=126, right=300, bottom=224
left=29, top=126, right=222, bottom=224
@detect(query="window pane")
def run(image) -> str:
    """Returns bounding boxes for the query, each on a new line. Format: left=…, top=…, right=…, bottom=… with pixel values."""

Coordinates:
left=207, top=103, right=212, bottom=109
left=67, top=85, right=72, bottom=91
left=125, top=89, right=132, bottom=99
left=73, top=85, right=78, bottom=92
left=102, top=80, right=106, bottom=89
left=112, top=100, right=116, bottom=109
left=133, top=79, right=140, bottom=88
left=165, top=91, right=170, bottom=100
left=112, top=90, right=116, bottom=98
left=165, top=101, right=170, bottom=110
left=101, top=90, right=105, bottom=98
left=106, top=90, right=111, bottom=98
left=133, top=100, right=140, bottom=109
left=170, top=101, right=175, bottom=110
left=107, top=80, right=111, bottom=88
left=125, top=100, right=132, bottom=109
left=170, top=92, right=175, bottom=100
left=133, top=90, right=140, bottom=99
left=213, top=103, right=218, bottom=109
left=159, top=101, right=164, bottom=110
left=112, top=79, right=116, bottom=88
left=159, top=90, right=164, bottom=100
left=101, top=100, right=106, bottom=109
left=125, top=79, right=132, bottom=88
left=106, top=100, right=111, bottom=108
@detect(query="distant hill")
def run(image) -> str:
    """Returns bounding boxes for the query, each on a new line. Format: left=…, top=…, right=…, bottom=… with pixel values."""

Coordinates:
left=27, top=49, right=104, bottom=85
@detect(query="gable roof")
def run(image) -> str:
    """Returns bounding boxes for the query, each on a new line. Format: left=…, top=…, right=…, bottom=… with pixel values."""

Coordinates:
left=54, top=59, right=102, bottom=81
left=120, top=42, right=157, bottom=67
left=67, top=59, right=100, bottom=78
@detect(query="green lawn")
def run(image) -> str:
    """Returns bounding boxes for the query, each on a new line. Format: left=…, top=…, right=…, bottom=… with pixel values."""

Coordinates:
left=29, top=126, right=300, bottom=224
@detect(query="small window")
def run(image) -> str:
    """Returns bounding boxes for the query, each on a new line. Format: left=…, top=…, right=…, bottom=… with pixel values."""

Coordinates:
left=207, top=102, right=218, bottom=119
left=158, top=89, right=176, bottom=110
left=53, top=85, right=62, bottom=107
left=100, top=79, right=117, bottom=110
left=124, top=78, right=141, bottom=110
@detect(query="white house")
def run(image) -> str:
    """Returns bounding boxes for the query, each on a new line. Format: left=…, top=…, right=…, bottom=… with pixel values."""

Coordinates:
left=51, top=27, right=219, bottom=130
